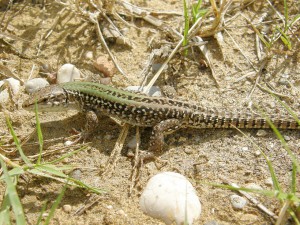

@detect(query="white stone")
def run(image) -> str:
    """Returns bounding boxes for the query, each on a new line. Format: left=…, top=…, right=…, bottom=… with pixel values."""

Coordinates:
left=62, top=204, right=72, bottom=213
left=254, top=150, right=261, bottom=156
left=140, top=172, right=201, bottom=225
left=24, top=78, right=49, bottom=93
left=64, top=140, right=74, bottom=146
left=256, top=130, right=268, bottom=137
left=106, top=205, right=113, bottom=209
left=0, top=78, right=21, bottom=104
left=241, top=146, right=249, bottom=151
left=5, top=78, right=20, bottom=94
left=57, top=64, right=81, bottom=84
left=265, top=177, right=273, bottom=187
left=85, top=51, right=94, bottom=60
left=0, top=89, right=9, bottom=104
left=230, top=194, right=247, bottom=209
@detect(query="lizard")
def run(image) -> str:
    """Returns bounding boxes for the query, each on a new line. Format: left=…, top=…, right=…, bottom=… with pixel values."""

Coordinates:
left=22, top=81, right=299, bottom=152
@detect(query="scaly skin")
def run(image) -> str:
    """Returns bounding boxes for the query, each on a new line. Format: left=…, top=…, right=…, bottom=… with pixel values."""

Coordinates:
left=23, top=82, right=299, bottom=151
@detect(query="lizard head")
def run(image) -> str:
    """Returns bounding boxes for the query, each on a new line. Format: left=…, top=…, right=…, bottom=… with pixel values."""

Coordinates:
left=22, top=85, right=74, bottom=112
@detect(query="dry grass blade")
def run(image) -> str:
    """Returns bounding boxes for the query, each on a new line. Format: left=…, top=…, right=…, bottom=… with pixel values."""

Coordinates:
left=222, top=179, right=278, bottom=220
left=275, top=200, right=292, bottom=225
left=74, top=194, right=103, bottom=216
left=0, top=157, right=26, bottom=225
left=129, top=126, right=140, bottom=195
left=0, top=31, right=30, bottom=42
left=0, top=64, right=23, bottom=83
left=90, top=14, right=128, bottom=79
left=119, top=1, right=163, bottom=27
left=101, top=123, right=130, bottom=176
left=193, top=36, right=220, bottom=87
left=144, top=15, right=205, bottom=93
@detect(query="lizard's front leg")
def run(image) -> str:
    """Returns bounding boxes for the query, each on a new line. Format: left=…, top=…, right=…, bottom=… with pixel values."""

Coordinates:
left=73, top=110, right=99, bottom=142
left=149, top=119, right=183, bottom=152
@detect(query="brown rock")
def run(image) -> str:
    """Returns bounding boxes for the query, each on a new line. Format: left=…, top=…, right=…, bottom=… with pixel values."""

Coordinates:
left=93, top=56, right=116, bottom=77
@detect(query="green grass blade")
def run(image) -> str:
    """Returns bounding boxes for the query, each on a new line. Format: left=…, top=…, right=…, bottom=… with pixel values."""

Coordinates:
left=233, top=125, right=282, bottom=192
left=289, top=14, right=300, bottom=27
left=69, top=177, right=107, bottom=194
left=192, top=0, right=202, bottom=23
left=48, top=145, right=88, bottom=164
left=33, top=165, right=69, bottom=178
left=0, top=158, right=26, bottom=225
left=291, top=163, right=297, bottom=194
left=264, top=114, right=300, bottom=173
left=35, top=102, right=44, bottom=164
left=44, top=183, right=68, bottom=225
left=0, top=167, right=24, bottom=180
left=191, top=0, right=207, bottom=23
left=0, top=194, right=11, bottom=225
left=277, top=27, right=292, bottom=50
left=206, top=182, right=287, bottom=199
left=27, top=168, right=104, bottom=193
left=288, top=209, right=300, bottom=225
left=6, top=117, right=32, bottom=166
left=36, top=201, right=48, bottom=225
left=274, top=96, right=300, bottom=126
left=28, top=168, right=66, bottom=180
left=183, top=0, right=189, bottom=55
left=0, top=207, right=11, bottom=225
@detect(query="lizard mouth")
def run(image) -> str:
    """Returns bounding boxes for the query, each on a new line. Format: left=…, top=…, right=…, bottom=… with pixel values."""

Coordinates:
left=23, top=97, right=79, bottom=112
left=22, top=85, right=79, bottom=112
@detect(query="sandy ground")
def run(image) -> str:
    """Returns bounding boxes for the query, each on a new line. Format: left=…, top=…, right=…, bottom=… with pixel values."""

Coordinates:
left=0, top=0, right=299, bottom=224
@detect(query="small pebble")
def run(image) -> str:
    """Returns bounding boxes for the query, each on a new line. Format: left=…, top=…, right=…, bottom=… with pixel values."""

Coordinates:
left=70, top=169, right=82, bottom=180
left=241, top=146, right=249, bottom=151
left=265, top=177, right=273, bottom=187
left=85, top=51, right=94, bottom=60
left=281, top=73, right=289, bottom=79
left=140, top=172, right=201, bottom=225
left=256, top=130, right=267, bottom=137
left=254, top=150, right=261, bottom=156
left=117, top=209, right=127, bottom=217
left=230, top=194, right=247, bottom=209
left=62, top=204, right=72, bottom=213
left=268, top=101, right=276, bottom=109
left=125, top=86, right=162, bottom=97
left=106, top=205, right=113, bottom=209
left=57, top=64, right=81, bottom=83
left=64, top=140, right=73, bottom=146
left=93, top=55, right=116, bottom=77
left=278, top=78, right=290, bottom=87
left=24, top=78, right=49, bottom=93
left=283, top=135, right=291, bottom=141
